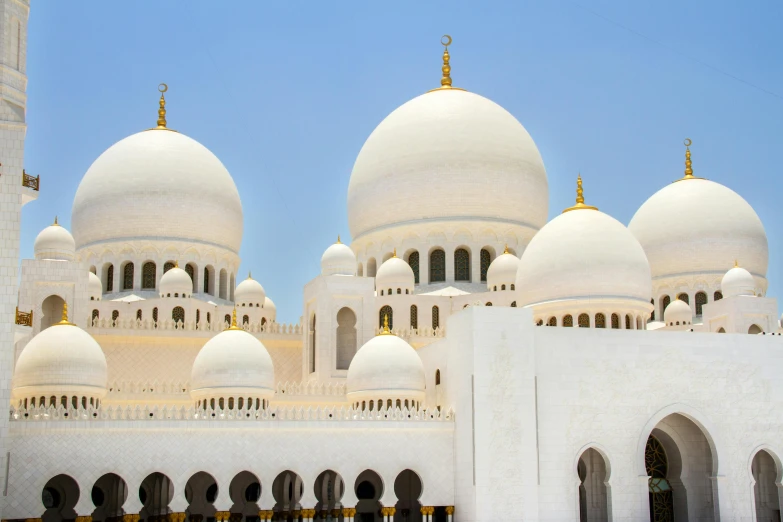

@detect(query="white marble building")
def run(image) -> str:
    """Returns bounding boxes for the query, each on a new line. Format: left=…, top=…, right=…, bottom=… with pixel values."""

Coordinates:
left=2, top=8, right=783, bottom=522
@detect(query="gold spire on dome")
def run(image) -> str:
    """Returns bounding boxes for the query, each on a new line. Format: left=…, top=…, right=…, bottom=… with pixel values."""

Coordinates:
left=676, top=138, right=703, bottom=181
left=734, top=260, right=739, bottom=268
left=174, top=260, right=179, bottom=268
left=392, top=248, right=397, bottom=258
left=562, top=174, right=598, bottom=213
left=226, top=308, right=243, bottom=331
left=427, top=35, right=466, bottom=93
left=336, top=235, right=341, bottom=244
left=503, top=244, right=510, bottom=255
left=380, top=314, right=393, bottom=335
left=54, top=302, right=74, bottom=326
left=248, top=271, right=253, bottom=279
left=150, top=83, right=177, bottom=132
left=53, top=216, right=59, bottom=226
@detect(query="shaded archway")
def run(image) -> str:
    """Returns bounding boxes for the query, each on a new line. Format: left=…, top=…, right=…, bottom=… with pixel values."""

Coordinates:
left=42, top=474, right=79, bottom=522
left=393, top=469, right=422, bottom=522
left=577, top=448, right=609, bottom=522
left=354, top=470, right=383, bottom=522
left=314, top=470, right=345, bottom=520
left=367, top=258, right=377, bottom=278
left=230, top=470, right=262, bottom=518
left=139, top=472, right=174, bottom=519
left=40, top=294, right=65, bottom=331
left=752, top=449, right=783, bottom=520
left=749, top=324, right=763, bottom=334
left=91, top=473, right=128, bottom=521
left=184, top=471, right=218, bottom=520
left=273, top=470, right=303, bottom=520
left=336, top=307, right=357, bottom=370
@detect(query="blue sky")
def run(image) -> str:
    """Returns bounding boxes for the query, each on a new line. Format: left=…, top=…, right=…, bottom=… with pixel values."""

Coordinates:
left=21, top=1, right=783, bottom=323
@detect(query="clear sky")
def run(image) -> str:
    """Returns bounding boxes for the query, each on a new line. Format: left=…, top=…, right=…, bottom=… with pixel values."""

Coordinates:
left=21, top=1, right=783, bottom=324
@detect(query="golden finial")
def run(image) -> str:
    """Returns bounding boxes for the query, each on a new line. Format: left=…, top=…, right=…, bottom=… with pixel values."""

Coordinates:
left=562, top=174, right=598, bottom=213
left=248, top=270, right=253, bottom=279
left=336, top=235, right=341, bottom=244
left=226, top=307, right=242, bottom=331
left=734, top=259, right=739, bottom=268
left=428, top=35, right=466, bottom=93
left=55, top=302, right=73, bottom=326
left=53, top=216, right=59, bottom=226
left=683, top=138, right=693, bottom=179
left=174, top=260, right=179, bottom=268
left=392, top=248, right=397, bottom=258
left=380, top=314, right=392, bottom=335
left=503, top=244, right=509, bottom=255
left=156, top=83, right=168, bottom=129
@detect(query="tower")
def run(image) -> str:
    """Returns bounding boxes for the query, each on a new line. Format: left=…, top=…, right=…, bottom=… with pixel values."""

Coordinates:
left=0, top=0, right=34, bottom=516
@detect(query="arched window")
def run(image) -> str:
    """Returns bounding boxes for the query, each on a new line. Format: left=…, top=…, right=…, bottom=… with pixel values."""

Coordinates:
left=380, top=290, right=383, bottom=296
left=410, top=305, right=418, bottom=329
left=152, top=307, right=158, bottom=322
left=207, top=312, right=211, bottom=324
left=122, top=262, right=134, bottom=290
left=563, top=314, right=573, bottom=327
left=336, top=307, right=357, bottom=370
left=611, top=313, right=619, bottom=329
left=367, top=258, right=377, bottom=278
left=261, top=317, right=266, bottom=325
left=196, top=309, right=200, bottom=324
left=407, top=251, right=420, bottom=284
left=480, top=249, right=491, bottom=282
left=636, top=317, right=642, bottom=329
left=218, top=269, right=227, bottom=299
left=677, top=293, right=689, bottom=304
left=578, top=313, right=590, bottom=328
left=547, top=316, right=556, bottom=327
left=501, top=284, right=506, bottom=291
left=510, top=301, right=517, bottom=307
left=510, top=284, right=515, bottom=291
left=142, top=262, right=156, bottom=289
left=310, top=314, right=317, bottom=373
left=163, top=262, right=175, bottom=273
left=172, top=307, right=185, bottom=323
left=136, top=309, right=142, bottom=321
left=379, top=305, right=393, bottom=330
left=536, top=319, right=544, bottom=326
left=224, top=314, right=231, bottom=325
left=203, top=267, right=210, bottom=294
left=486, top=302, right=493, bottom=306
left=625, top=314, right=631, bottom=329
left=595, top=313, right=606, bottom=328
left=714, top=291, right=723, bottom=301
left=650, top=298, right=655, bottom=321
left=432, top=306, right=440, bottom=329
left=91, top=309, right=99, bottom=322
left=111, top=310, right=119, bottom=322
left=435, top=369, right=441, bottom=385
left=243, top=315, right=249, bottom=325
left=185, top=263, right=196, bottom=293
left=660, top=295, right=671, bottom=319
left=388, top=288, right=392, bottom=295
left=454, top=248, right=470, bottom=281
left=429, top=249, right=445, bottom=283
left=695, top=291, right=707, bottom=315
left=358, top=263, right=363, bottom=277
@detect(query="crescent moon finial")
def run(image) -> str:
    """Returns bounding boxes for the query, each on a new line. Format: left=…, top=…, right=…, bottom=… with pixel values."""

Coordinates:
left=441, top=34, right=452, bottom=47
left=683, top=138, right=692, bottom=147
left=158, top=83, right=168, bottom=93
left=156, top=83, right=168, bottom=128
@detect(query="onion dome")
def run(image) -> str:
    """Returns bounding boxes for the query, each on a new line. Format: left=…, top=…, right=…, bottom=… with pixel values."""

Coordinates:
left=159, top=262, right=192, bottom=297
left=346, top=37, right=548, bottom=242
left=263, top=296, right=277, bottom=319
left=664, top=299, right=692, bottom=326
left=12, top=303, right=107, bottom=407
left=375, top=249, right=415, bottom=295
left=346, top=316, right=425, bottom=408
left=88, top=272, right=102, bottom=301
left=721, top=262, right=756, bottom=298
left=71, top=86, right=243, bottom=255
left=235, top=272, right=266, bottom=307
left=190, top=310, right=275, bottom=409
left=516, top=176, right=652, bottom=316
left=486, top=246, right=520, bottom=291
left=33, top=217, right=75, bottom=261
left=320, top=236, right=357, bottom=276
left=629, top=141, right=768, bottom=289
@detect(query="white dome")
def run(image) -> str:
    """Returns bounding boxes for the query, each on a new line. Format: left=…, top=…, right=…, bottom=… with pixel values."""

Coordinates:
left=721, top=264, right=756, bottom=298
left=664, top=299, right=692, bottom=325
left=72, top=129, right=243, bottom=254
left=88, top=272, right=102, bottom=300
left=629, top=178, right=767, bottom=285
left=235, top=274, right=266, bottom=306
left=159, top=265, right=192, bottom=297
left=375, top=253, right=414, bottom=294
left=190, top=325, right=275, bottom=402
left=347, top=332, right=425, bottom=404
left=487, top=248, right=520, bottom=291
left=517, top=205, right=651, bottom=308
left=13, top=313, right=107, bottom=402
left=263, top=296, right=276, bottom=312
left=347, top=89, right=548, bottom=240
left=321, top=239, right=357, bottom=276
left=33, top=220, right=75, bottom=261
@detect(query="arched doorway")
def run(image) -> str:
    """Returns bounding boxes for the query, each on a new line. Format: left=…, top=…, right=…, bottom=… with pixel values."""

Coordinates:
left=139, top=472, right=174, bottom=519
left=184, top=471, right=218, bottom=520
left=749, top=324, right=763, bottom=334
left=336, top=307, right=357, bottom=370
left=645, top=413, right=717, bottom=521
left=42, top=474, right=79, bottom=522
left=91, top=473, right=128, bottom=521
left=393, top=469, right=422, bottom=522
left=752, top=450, right=783, bottom=520
left=230, top=470, right=262, bottom=519
left=354, top=470, right=383, bottom=522
left=273, top=470, right=303, bottom=521
left=314, top=470, right=345, bottom=520
left=577, top=448, right=609, bottom=522
left=40, top=294, right=65, bottom=331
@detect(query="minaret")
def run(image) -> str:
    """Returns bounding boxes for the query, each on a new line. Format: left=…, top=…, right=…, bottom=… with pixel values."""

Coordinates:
left=0, top=1, right=32, bottom=517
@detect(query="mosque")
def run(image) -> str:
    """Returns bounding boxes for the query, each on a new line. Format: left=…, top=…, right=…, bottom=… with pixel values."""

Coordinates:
left=1, top=4, right=782, bottom=522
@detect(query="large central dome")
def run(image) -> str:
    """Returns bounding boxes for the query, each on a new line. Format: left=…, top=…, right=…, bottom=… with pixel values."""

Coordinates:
left=347, top=89, right=548, bottom=240
left=72, top=129, right=243, bottom=253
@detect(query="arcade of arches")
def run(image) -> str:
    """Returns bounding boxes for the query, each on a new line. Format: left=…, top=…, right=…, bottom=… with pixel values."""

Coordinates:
left=38, top=469, right=453, bottom=522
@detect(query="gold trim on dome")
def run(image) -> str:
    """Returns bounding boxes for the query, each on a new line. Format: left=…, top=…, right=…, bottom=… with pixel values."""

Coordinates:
left=562, top=174, right=598, bottom=213
left=427, top=35, right=467, bottom=93
left=54, top=302, right=74, bottom=327
left=674, top=138, right=704, bottom=182
left=226, top=308, right=243, bottom=331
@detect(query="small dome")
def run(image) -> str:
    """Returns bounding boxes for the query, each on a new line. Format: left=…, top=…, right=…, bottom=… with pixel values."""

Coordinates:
left=664, top=299, right=692, bottom=326
left=190, top=317, right=275, bottom=404
left=33, top=219, right=75, bottom=261
left=264, top=296, right=276, bottom=312
left=235, top=274, right=266, bottom=306
left=159, top=265, right=192, bottom=297
left=721, top=264, right=756, bottom=298
left=13, top=305, right=107, bottom=404
left=347, top=330, right=425, bottom=405
left=321, top=238, right=357, bottom=276
left=486, top=248, right=520, bottom=291
left=375, top=251, right=415, bottom=295
left=88, top=272, right=102, bottom=300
